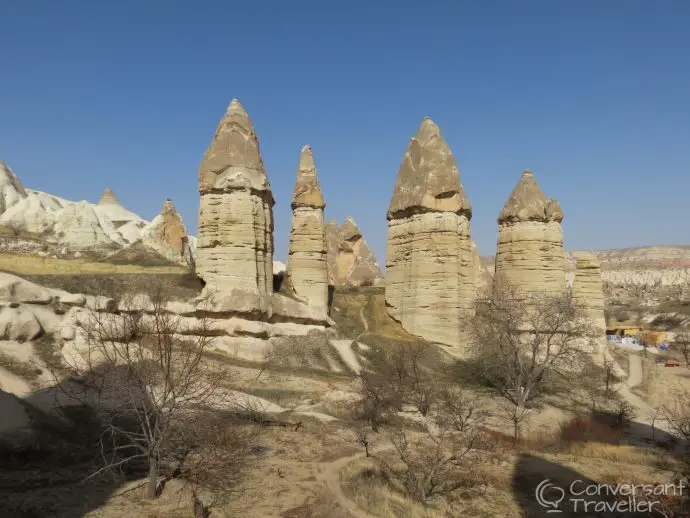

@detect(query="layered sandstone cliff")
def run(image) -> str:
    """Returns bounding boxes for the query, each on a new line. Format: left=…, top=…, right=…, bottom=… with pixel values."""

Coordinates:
left=285, top=146, right=328, bottom=314
left=494, top=170, right=565, bottom=295
left=196, top=99, right=274, bottom=315
left=572, top=252, right=607, bottom=334
left=385, top=117, right=474, bottom=349
left=326, top=218, right=384, bottom=287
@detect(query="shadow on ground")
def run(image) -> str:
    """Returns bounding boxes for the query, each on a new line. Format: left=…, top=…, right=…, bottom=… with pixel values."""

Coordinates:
left=512, top=453, right=654, bottom=517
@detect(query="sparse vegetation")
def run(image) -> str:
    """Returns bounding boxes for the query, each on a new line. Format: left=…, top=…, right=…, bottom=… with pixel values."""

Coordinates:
left=470, top=279, right=595, bottom=438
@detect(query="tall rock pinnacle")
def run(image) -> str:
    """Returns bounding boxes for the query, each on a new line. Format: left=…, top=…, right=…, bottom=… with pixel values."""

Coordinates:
left=385, top=118, right=474, bottom=352
left=494, top=170, right=566, bottom=294
left=285, top=145, right=328, bottom=314
left=196, top=98, right=274, bottom=316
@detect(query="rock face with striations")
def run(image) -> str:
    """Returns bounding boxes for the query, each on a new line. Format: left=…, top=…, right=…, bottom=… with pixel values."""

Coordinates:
left=385, top=117, right=474, bottom=350
left=326, top=218, right=384, bottom=287
left=196, top=99, right=274, bottom=316
left=139, top=198, right=191, bottom=264
left=494, top=171, right=565, bottom=295
left=284, top=146, right=328, bottom=314
left=572, top=252, right=606, bottom=335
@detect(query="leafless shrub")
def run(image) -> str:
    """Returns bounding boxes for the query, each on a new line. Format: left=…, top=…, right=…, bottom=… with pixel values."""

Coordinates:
left=470, top=279, right=595, bottom=438
left=378, top=415, right=489, bottom=504
left=674, top=331, right=690, bottom=368
left=663, top=394, right=690, bottom=440
left=55, top=281, right=235, bottom=501
left=355, top=426, right=370, bottom=457
left=614, top=400, right=636, bottom=429
left=389, top=341, right=437, bottom=416
left=435, top=387, right=486, bottom=433
left=353, top=371, right=401, bottom=432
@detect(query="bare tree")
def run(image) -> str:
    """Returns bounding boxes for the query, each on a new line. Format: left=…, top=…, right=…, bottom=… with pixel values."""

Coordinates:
left=389, top=342, right=436, bottom=416
left=470, top=279, right=595, bottom=438
left=674, top=331, right=690, bottom=368
left=353, top=371, right=401, bottom=432
left=436, top=387, right=486, bottom=433
left=602, top=355, right=617, bottom=397
left=663, top=394, right=690, bottom=440
left=58, top=283, right=233, bottom=500
left=614, top=400, right=636, bottom=430
left=648, top=407, right=663, bottom=443
left=380, top=414, right=488, bottom=504
left=355, top=427, right=370, bottom=457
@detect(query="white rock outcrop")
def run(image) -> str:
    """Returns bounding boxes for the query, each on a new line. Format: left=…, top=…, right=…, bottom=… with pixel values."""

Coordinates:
left=385, top=117, right=474, bottom=350
left=196, top=99, right=274, bottom=317
left=284, top=146, right=328, bottom=314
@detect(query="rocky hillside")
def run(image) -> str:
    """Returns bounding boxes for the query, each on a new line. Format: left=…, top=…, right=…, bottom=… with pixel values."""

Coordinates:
left=0, top=160, right=194, bottom=265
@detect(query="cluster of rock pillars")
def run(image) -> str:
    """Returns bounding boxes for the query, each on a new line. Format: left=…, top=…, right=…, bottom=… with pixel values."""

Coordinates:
left=195, top=99, right=606, bottom=354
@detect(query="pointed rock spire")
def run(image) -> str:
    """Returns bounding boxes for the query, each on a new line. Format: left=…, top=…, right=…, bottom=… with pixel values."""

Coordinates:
left=498, top=170, right=549, bottom=224
left=199, top=97, right=271, bottom=195
left=388, top=117, right=471, bottom=219
left=98, top=188, right=120, bottom=205
left=196, top=99, right=274, bottom=313
left=339, top=217, right=362, bottom=242
left=291, top=145, right=325, bottom=209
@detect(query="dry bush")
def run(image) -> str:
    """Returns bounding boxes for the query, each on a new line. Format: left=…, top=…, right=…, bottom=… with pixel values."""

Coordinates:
left=558, top=415, right=622, bottom=445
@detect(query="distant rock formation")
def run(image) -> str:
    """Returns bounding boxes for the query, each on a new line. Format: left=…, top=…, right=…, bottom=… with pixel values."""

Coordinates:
left=0, top=161, right=26, bottom=213
left=0, top=162, right=148, bottom=250
left=572, top=252, right=606, bottom=337
left=139, top=198, right=191, bottom=264
left=326, top=218, right=384, bottom=287
left=471, top=241, right=492, bottom=299
left=494, top=170, right=565, bottom=295
left=196, top=99, right=274, bottom=316
left=385, top=117, right=474, bottom=350
left=98, top=188, right=120, bottom=205
left=285, top=146, right=328, bottom=314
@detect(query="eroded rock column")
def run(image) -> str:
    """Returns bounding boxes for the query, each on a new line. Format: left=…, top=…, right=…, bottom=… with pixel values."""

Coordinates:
left=572, top=252, right=607, bottom=335
left=196, top=99, right=274, bottom=316
left=385, top=117, right=474, bottom=349
left=285, top=146, right=328, bottom=314
left=494, top=171, right=565, bottom=295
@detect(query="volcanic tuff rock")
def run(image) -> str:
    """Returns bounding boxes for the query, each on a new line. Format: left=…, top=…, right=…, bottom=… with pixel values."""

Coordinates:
left=471, top=241, right=492, bottom=299
left=0, top=164, right=155, bottom=251
left=385, top=117, right=474, bottom=350
left=494, top=170, right=565, bottom=294
left=98, top=188, right=120, bottom=205
left=139, top=198, right=192, bottom=264
left=572, top=252, right=607, bottom=335
left=285, top=146, right=328, bottom=314
left=196, top=99, right=274, bottom=316
left=326, top=218, right=384, bottom=287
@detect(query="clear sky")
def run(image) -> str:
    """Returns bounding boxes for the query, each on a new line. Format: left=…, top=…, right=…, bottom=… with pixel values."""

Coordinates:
left=2, top=1, right=689, bottom=265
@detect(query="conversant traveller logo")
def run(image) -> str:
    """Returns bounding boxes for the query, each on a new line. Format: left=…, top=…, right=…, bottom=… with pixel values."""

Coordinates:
left=535, top=478, right=685, bottom=514
left=535, top=479, right=566, bottom=513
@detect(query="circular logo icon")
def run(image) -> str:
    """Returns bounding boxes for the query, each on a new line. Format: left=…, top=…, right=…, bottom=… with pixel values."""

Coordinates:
left=536, top=479, right=565, bottom=513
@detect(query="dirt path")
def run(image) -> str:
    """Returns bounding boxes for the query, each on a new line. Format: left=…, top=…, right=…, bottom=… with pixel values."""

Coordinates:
left=314, top=446, right=388, bottom=518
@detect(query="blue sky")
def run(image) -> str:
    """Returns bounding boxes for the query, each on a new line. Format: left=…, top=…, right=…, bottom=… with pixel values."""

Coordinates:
left=1, top=1, right=689, bottom=264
